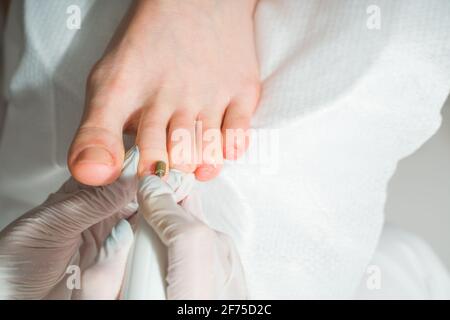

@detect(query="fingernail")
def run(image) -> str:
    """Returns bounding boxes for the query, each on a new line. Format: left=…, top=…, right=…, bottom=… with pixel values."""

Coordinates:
left=75, top=146, right=114, bottom=166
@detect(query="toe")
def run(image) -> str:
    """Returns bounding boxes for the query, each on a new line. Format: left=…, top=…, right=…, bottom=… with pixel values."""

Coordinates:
left=195, top=163, right=222, bottom=181
left=168, top=111, right=197, bottom=173
left=136, top=103, right=172, bottom=178
left=195, top=112, right=224, bottom=181
left=68, top=68, right=140, bottom=186
left=222, top=83, right=261, bottom=160
left=69, top=118, right=125, bottom=187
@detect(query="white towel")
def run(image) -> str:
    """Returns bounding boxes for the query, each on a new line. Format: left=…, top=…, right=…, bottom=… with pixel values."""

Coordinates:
left=1, top=0, right=449, bottom=298
left=355, top=225, right=450, bottom=299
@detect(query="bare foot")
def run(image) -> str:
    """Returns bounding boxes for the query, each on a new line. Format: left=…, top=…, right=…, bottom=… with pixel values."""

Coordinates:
left=68, top=0, right=260, bottom=185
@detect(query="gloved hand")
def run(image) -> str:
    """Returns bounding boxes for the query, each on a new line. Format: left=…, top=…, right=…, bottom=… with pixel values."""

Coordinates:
left=0, top=145, right=246, bottom=300
left=138, top=173, right=247, bottom=299
left=0, top=150, right=139, bottom=300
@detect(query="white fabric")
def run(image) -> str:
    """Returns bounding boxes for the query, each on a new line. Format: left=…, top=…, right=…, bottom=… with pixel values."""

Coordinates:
left=1, top=0, right=450, bottom=298
left=355, top=225, right=450, bottom=299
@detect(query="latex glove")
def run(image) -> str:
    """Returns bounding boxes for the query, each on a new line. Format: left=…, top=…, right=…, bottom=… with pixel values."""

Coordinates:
left=138, top=173, right=247, bottom=299
left=0, top=151, right=139, bottom=300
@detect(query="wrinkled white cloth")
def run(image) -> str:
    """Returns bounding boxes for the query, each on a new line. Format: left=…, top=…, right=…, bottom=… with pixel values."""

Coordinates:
left=1, top=0, right=450, bottom=298
left=356, top=225, right=450, bottom=299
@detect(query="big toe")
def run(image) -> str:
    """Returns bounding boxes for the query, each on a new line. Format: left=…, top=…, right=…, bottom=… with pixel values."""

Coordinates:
left=68, top=126, right=124, bottom=186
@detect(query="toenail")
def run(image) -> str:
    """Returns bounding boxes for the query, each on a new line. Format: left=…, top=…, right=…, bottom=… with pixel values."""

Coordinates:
left=197, top=165, right=215, bottom=175
left=75, top=146, right=114, bottom=166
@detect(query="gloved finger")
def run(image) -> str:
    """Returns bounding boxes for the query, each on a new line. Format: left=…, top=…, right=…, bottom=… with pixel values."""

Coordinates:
left=165, top=170, right=196, bottom=203
left=42, top=147, right=136, bottom=205
left=73, top=219, right=134, bottom=300
left=166, top=224, right=220, bottom=299
left=36, top=146, right=139, bottom=240
left=166, top=228, right=247, bottom=300
left=138, top=175, right=199, bottom=245
left=179, top=187, right=206, bottom=222
left=214, top=233, right=248, bottom=299
left=79, top=199, right=138, bottom=261
left=138, top=176, right=218, bottom=299
left=138, top=174, right=247, bottom=299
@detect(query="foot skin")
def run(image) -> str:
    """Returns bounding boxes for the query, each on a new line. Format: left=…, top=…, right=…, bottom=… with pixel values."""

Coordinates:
left=68, top=0, right=261, bottom=185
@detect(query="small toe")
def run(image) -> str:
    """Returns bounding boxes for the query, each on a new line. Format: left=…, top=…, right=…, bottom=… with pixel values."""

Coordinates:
left=168, top=111, right=197, bottom=173
left=195, top=112, right=224, bottom=181
left=222, top=86, right=260, bottom=160
left=136, top=104, right=172, bottom=178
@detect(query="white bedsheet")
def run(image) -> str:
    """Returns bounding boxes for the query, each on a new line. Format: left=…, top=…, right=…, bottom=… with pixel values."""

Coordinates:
left=1, top=0, right=449, bottom=298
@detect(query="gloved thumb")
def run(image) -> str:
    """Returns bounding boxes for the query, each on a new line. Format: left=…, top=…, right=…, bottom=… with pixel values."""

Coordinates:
left=30, top=147, right=139, bottom=241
